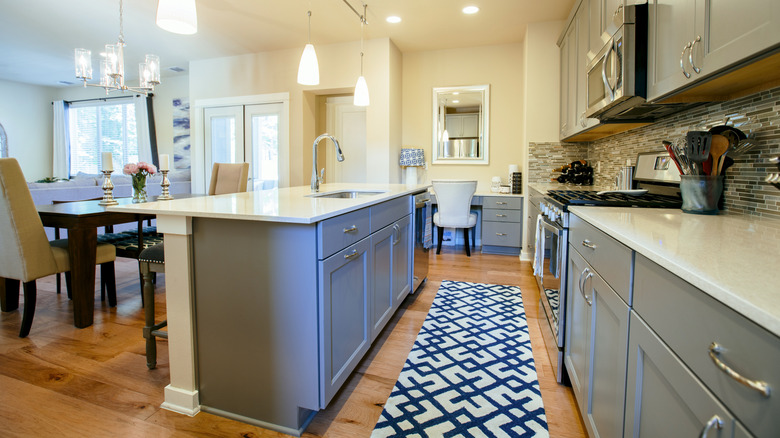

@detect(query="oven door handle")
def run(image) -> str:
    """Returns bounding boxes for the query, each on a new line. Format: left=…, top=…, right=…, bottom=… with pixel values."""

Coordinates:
left=539, top=216, right=564, bottom=237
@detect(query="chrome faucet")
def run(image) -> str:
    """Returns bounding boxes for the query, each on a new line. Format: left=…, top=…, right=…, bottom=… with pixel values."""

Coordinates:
left=311, top=133, right=344, bottom=192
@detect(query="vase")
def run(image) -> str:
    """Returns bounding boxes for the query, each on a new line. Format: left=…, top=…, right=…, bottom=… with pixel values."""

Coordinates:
left=132, top=174, right=148, bottom=203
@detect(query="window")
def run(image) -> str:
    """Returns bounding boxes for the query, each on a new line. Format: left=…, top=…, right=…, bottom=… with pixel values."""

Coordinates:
left=68, top=98, right=138, bottom=175
left=0, top=123, right=6, bottom=158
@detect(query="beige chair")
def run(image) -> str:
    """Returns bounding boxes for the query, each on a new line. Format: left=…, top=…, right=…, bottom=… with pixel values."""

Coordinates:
left=0, top=158, right=117, bottom=337
left=140, top=162, right=250, bottom=369
left=432, top=180, right=478, bottom=257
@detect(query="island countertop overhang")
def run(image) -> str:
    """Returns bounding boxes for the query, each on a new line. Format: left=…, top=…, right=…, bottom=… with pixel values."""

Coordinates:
left=108, top=183, right=431, bottom=224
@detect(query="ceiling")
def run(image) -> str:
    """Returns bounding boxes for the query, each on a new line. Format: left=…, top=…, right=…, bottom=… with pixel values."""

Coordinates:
left=0, top=0, right=574, bottom=88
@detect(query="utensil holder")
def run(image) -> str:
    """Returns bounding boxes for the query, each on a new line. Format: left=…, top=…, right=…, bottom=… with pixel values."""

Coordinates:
left=680, top=175, right=723, bottom=215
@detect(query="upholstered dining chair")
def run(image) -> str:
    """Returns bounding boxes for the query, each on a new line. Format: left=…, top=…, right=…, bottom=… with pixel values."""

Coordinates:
left=432, top=179, right=478, bottom=257
left=0, top=158, right=117, bottom=337
left=140, top=162, right=250, bottom=369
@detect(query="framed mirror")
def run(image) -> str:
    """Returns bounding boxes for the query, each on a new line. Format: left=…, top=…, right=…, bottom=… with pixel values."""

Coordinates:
left=432, top=85, right=489, bottom=164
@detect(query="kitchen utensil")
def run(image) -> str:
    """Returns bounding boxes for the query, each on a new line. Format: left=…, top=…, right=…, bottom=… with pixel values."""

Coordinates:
left=686, top=131, right=712, bottom=174
left=730, top=139, right=757, bottom=156
left=672, top=139, right=694, bottom=175
left=709, top=125, right=745, bottom=150
left=709, top=134, right=729, bottom=176
left=663, top=140, right=684, bottom=174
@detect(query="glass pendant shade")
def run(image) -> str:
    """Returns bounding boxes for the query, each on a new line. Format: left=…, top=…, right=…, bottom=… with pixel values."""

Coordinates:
left=442, top=129, right=450, bottom=142
left=145, top=54, right=161, bottom=84
left=156, top=0, right=198, bottom=35
left=100, top=59, right=110, bottom=86
left=354, top=75, right=370, bottom=106
left=74, top=49, right=92, bottom=80
left=297, top=44, right=320, bottom=85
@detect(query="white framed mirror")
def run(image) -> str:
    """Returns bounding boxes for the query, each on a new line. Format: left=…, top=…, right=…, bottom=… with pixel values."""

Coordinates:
left=432, top=84, right=489, bottom=165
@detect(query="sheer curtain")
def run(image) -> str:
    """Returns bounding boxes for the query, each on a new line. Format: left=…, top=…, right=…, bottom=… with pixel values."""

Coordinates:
left=52, top=100, right=69, bottom=178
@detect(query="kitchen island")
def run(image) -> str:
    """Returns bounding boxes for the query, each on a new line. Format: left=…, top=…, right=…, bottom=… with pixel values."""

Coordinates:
left=109, top=183, right=430, bottom=436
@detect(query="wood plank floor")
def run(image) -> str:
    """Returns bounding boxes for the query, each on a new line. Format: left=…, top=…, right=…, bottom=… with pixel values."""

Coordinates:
left=0, top=248, right=586, bottom=437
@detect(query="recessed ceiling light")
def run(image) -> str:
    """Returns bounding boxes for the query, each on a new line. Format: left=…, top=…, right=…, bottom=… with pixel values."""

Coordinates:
left=386, top=16, right=402, bottom=24
left=453, top=92, right=460, bottom=95
left=453, top=100, right=460, bottom=103
left=463, top=6, right=479, bottom=14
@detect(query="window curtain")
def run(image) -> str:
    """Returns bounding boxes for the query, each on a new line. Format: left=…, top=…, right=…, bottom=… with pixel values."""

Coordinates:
left=134, top=95, right=158, bottom=167
left=52, top=100, right=69, bottom=178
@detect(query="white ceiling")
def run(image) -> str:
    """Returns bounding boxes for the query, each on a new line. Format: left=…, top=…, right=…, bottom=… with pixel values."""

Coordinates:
left=0, top=0, right=574, bottom=87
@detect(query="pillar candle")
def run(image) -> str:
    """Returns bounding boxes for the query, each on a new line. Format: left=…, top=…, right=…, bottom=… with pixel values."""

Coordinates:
left=101, top=152, right=113, bottom=171
left=159, top=154, right=169, bottom=171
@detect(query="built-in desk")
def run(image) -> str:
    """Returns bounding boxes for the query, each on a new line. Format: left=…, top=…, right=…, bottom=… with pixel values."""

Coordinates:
left=430, top=191, right=523, bottom=256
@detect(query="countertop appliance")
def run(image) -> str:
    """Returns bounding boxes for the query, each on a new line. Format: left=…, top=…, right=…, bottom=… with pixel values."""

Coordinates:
left=535, top=151, right=682, bottom=383
left=413, top=191, right=431, bottom=292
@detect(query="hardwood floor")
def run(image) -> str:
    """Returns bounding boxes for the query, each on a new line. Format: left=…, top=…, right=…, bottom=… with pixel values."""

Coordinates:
left=0, top=248, right=586, bottom=437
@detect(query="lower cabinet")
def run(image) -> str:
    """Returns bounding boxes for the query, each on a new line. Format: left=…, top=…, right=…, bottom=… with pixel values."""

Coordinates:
left=370, top=214, right=412, bottom=342
left=566, top=243, right=630, bottom=438
left=624, top=311, right=748, bottom=438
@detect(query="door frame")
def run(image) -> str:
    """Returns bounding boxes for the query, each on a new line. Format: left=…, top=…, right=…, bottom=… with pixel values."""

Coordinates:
left=193, top=93, right=290, bottom=194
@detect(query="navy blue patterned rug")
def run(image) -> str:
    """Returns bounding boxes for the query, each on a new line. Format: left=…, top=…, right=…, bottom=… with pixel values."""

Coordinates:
left=372, top=280, right=548, bottom=437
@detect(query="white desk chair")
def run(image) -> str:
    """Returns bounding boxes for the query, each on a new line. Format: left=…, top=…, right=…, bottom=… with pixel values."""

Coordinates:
left=432, top=180, right=478, bottom=257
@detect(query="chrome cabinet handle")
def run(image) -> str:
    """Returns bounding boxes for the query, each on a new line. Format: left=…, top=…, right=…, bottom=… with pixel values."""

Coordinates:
left=578, top=268, right=592, bottom=305
left=495, top=232, right=507, bottom=236
left=344, top=249, right=359, bottom=260
left=496, top=214, right=507, bottom=217
left=580, top=112, right=586, bottom=128
left=343, top=225, right=358, bottom=233
left=581, top=239, right=597, bottom=249
left=698, top=415, right=723, bottom=438
left=690, top=36, right=702, bottom=74
left=496, top=201, right=508, bottom=205
left=579, top=267, right=588, bottom=294
left=681, top=42, right=692, bottom=78
left=708, top=342, right=771, bottom=397
left=392, top=224, right=400, bottom=245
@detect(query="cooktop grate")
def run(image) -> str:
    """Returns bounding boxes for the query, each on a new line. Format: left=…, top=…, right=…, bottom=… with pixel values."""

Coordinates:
left=548, top=190, right=682, bottom=209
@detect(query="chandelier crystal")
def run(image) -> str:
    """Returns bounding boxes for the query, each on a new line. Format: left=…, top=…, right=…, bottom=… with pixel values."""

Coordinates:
left=74, top=0, right=160, bottom=95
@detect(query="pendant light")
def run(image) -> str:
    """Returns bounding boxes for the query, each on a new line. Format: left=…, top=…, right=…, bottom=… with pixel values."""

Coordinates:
left=297, top=10, right=320, bottom=85
left=156, top=0, right=198, bottom=35
left=353, top=3, right=369, bottom=106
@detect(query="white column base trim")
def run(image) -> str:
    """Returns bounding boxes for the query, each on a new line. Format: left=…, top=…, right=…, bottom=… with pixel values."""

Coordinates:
left=161, top=384, right=201, bottom=416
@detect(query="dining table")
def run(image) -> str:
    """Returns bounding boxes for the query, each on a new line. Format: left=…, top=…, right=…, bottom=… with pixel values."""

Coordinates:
left=33, top=195, right=190, bottom=328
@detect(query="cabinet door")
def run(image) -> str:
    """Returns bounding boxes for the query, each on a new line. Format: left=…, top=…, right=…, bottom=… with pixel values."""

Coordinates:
left=560, top=22, right=576, bottom=139
left=391, top=215, right=413, bottom=309
left=565, top=245, right=591, bottom=411
left=370, top=225, right=394, bottom=342
left=624, top=312, right=738, bottom=438
left=319, top=238, right=370, bottom=407
left=601, top=0, right=623, bottom=38
left=576, top=1, right=599, bottom=133
left=461, top=114, right=479, bottom=137
left=445, top=114, right=464, bottom=137
left=647, top=0, right=698, bottom=101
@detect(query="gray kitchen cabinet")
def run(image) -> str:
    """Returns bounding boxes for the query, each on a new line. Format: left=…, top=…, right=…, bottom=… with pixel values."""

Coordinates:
left=481, top=196, right=523, bottom=255
left=576, top=0, right=599, bottom=133
left=445, top=113, right=479, bottom=138
left=560, top=0, right=599, bottom=141
left=566, top=243, right=630, bottom=438
left=370, top=214, right=413, bottom=342
left=624, top=311, right=744, bottom=438
left=559, top=13, right=577, bottom=140
left=648, top=0, right=780, bottom=102
left=391, top=214, right=413, bottom=309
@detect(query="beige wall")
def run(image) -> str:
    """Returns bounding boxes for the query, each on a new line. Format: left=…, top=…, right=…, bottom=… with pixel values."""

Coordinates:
left=402, top=43, right=525, bottom=191
left=188, top=38, right=402, bottom=187
left=524, top=21, right=564, bottom=144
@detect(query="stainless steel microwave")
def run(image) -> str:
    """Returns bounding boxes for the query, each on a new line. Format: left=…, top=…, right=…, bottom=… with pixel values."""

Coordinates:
left=585, top=4, right=647, bottom=120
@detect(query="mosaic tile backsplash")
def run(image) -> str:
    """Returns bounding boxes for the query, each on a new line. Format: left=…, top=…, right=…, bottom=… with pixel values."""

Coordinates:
left=529, top=86, right=780, bottom=219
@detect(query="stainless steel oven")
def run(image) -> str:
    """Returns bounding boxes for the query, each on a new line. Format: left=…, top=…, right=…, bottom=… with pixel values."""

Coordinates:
left=412, top=191, right=431, bottom=293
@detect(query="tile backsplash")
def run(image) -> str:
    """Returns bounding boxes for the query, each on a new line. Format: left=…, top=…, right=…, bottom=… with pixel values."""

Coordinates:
left=529, top=86, right=780, bottom=219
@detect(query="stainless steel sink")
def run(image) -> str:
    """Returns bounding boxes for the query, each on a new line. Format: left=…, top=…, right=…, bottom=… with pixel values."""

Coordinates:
left=307, top=190, right=386, bottom=199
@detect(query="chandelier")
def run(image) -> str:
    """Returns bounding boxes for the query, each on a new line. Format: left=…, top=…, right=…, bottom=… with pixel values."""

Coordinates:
left=74, top=0, right=160, bottom=95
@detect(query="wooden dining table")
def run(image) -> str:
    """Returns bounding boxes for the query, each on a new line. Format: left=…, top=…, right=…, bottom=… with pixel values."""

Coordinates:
left=33, top=195, right=192, bottom=328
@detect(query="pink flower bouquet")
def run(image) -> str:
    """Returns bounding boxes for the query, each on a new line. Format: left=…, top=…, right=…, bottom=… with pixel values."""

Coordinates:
left=123, top=161, right=157, bottom=202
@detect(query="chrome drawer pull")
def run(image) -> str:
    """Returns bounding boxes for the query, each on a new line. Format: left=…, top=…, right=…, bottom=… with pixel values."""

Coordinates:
left=495, top=232, right=507, bottom=236
left=698, top=415, right=722, bottom=438
left=496, top=214, right=507, bottom=217
left=581, top=239, right=597, bottom=249
left=689, top=35, right=702, bottom=74
left=708, top=342, right=771, bottom=397
left=680, top=42, right=692, bottom=78
left=343, top=225, right=358, bottom=233
left=579, top=268, right=592, bottom=306
left=496, top=201, right=508, bottom=205
left=344, top=249, right=359, bottom=260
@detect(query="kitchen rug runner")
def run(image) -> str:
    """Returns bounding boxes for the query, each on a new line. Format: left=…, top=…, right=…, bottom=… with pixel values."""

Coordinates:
left=372, top=280, right=548, bottom=438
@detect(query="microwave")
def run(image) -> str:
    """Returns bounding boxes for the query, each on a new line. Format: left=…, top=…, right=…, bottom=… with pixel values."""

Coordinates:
left=585, top=4, right=648, bottom=120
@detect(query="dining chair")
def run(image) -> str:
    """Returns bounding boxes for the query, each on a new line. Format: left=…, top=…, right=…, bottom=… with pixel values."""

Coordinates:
left=432, top=179, right=478, bottom=257
left=0, top=158, right=117, bottom=337
left=140, top=162, right=250, bottom=369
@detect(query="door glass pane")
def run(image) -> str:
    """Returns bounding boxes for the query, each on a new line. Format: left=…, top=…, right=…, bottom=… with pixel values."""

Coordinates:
left=251, top=114, right=279, bottom=191
left=210, top=116, right=236, bottom=164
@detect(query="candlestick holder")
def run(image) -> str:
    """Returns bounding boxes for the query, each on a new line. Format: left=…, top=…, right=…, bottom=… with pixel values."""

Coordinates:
left=98, top=170, right=119, bottom=206
left=157, top=169, right=174, bottom=200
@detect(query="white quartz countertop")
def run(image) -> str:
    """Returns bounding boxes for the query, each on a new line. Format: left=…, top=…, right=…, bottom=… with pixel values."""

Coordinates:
left=108, top=183, right=431, bottom=224
left=570, top=207, right=780, bottom=337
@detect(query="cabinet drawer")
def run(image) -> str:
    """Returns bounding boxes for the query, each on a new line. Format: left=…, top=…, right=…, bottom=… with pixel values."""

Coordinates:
left=481, top=221, right=521, bottom=247
left=318, top=208, right=370, bottom=259
left=482, top=196, right=523, bottom=210
left=635, top=253, right=779, bottom=438
left=370, top=196, right=411, bottom=233
left=569, top=213, right=632, bottom=304
left=483, top=208, right=522, bottom=223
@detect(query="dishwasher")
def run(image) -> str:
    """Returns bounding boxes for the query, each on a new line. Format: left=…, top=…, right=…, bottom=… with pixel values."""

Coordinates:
left=412, top=191, right=431, bottom=292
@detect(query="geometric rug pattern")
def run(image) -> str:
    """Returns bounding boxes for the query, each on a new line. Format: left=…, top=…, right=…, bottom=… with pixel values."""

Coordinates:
left=372, top=280, right=549, bottom=438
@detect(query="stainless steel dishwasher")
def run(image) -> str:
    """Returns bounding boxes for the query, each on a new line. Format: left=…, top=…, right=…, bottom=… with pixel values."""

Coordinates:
left=412, top=191, right=431, bottom=292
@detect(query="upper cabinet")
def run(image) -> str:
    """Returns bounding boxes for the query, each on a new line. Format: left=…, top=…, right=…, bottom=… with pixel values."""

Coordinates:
left=648, top=0, right=780, bottom=102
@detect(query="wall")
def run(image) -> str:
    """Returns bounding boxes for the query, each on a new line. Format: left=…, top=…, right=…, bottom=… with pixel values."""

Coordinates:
left=0, top=79, right=57, bottom=180
left=402, top=43, right=524, bottom=191
left=188, top=38, right=402, bottom=188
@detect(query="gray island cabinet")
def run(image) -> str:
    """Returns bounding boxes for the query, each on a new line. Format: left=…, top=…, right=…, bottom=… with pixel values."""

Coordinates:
left=108, top=183, right=426, bottom=436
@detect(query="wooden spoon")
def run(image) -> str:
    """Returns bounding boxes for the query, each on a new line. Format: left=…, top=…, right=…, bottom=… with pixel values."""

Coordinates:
left=710, top=134, right=729, bottom=176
